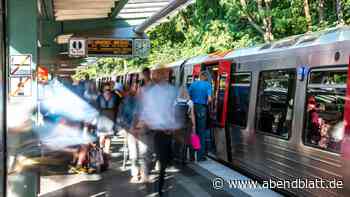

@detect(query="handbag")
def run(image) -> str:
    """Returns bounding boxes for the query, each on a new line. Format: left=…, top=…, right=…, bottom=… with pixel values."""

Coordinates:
left=191, top=133, right=201, bottom=151
left=89, top=147, right=104, bottom=171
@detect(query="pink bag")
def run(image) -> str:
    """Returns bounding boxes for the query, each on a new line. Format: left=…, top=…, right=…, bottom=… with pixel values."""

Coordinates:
left=191, top=133, right=201, bottom=150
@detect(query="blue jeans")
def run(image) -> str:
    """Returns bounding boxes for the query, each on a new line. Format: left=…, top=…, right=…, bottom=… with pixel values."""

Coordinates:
left=194, top=104, right=209, bottom=160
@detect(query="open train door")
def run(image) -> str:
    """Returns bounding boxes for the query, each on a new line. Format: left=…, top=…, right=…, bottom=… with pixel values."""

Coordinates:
left=211, top=60, right=231, bottom=162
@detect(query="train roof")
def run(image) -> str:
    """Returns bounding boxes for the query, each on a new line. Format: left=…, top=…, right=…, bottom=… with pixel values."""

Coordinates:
left=184, top=51, right=232, bottom=66
left=167, top=59, right=187, bottom=68
left=224, top=26, right=350, bottom=60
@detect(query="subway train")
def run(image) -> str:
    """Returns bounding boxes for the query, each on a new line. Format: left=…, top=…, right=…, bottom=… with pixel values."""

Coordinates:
left=116, top=26, right=350, bottom=197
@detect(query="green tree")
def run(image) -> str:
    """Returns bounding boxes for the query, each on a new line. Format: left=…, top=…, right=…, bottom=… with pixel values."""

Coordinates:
left=76, top=0, right=350, bottom=78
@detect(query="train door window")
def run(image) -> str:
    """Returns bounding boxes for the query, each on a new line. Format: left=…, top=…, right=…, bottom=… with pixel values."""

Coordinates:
left=304, top=68, right=347, bottom=153
left=215, top=72, right=228, bottom=124
left=228, top=73, right=251, bottom=127
left=169, top=69, right=176, bottom=85
left=256, top=69, right=296, bottom=139
left=205, top=66, right=219, bottom=123
left=179, top=66, right=185, bottom=86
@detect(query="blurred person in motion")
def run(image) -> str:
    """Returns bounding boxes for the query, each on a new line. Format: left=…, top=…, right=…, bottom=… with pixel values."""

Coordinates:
left=140, top=67, right=153, bottom=89
left=174, top=86, right=196, bottom=164
left=7, top=102, right=40, bottom=197
left=63, top=119, right=91, bottom=174
left=118, top=84, right=148, bottom=183
left=114, top=82, right=125, bottom=101
left=83, top=79, right=98, bottom=106
left=139, top=68, right=179, bottom=196
left=113, top=82, right=125, bottom=119
left=188, top=71, right=212, bottom=161
left=137, top=67, right=155, bottom=177
left=96, top=84, right=118, bottom=154
left=70, top=77, right=84, bottom=98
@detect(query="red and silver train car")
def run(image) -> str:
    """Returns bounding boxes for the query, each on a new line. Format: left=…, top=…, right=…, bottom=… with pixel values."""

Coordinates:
left=118, top=26, right=350, bottom=197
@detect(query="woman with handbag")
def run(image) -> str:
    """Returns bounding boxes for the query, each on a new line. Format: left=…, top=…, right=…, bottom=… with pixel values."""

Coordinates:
left=174, top=86, right=196, bottom=164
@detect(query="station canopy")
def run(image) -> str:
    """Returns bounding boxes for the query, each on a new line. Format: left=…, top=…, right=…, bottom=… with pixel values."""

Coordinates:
left=46, top=0, right=194, bottom=77
left=51, top=0, right=194, bottom=44
left=52, top=0, right=193, bottom=26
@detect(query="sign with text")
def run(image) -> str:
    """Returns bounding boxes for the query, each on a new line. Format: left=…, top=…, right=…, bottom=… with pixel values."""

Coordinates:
left=10, top=55, right=32, bottom=76
left=87, top=39, right=133, bottom=56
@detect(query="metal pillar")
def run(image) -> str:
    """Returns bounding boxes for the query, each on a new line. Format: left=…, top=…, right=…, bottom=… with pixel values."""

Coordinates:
left=7, top=0, right=38, bottom=196
left=0, top=0, right=5, bottom=196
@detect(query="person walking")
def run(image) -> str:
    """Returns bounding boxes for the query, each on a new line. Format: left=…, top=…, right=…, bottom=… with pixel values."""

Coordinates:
left=118, top=84, right=145, bottom=183
left=188, top=71, right=212, bottom=162
left=174, top=86, right=196, bottom=164
left=96, top=84, right=118, bottom=154
left=137, top=67, right=154, bottom=181
left=139, top=68, right=178, bottom=196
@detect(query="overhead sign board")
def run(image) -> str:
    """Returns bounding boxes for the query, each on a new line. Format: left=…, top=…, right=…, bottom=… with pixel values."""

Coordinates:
left=10, top=55, right=32, bottom=76
left=87, top=39, right=133, bottom=56
left=69, top=38, right=87, bottom=57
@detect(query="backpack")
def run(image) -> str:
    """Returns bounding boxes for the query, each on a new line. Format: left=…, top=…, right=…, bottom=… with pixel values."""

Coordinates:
left=174, top=99, right=190, bottom=129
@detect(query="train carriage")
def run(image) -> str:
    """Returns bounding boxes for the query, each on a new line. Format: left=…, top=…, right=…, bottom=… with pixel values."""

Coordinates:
left=118, top=26, right=350, bottom=197
left=182, top=26, right=350, bottom=197
left=219, top=26, right=350, bottom=197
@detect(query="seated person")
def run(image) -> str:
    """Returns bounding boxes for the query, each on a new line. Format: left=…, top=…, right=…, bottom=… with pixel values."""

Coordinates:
left=307, top=96, right=322, bottom=145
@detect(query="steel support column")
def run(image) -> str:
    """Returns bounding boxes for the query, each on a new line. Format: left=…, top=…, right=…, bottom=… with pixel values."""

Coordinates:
left=7, top=0, right=38, bottom=196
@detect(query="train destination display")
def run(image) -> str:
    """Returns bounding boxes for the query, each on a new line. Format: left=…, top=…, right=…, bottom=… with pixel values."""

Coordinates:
left=87, top=39, right=133, bottom=56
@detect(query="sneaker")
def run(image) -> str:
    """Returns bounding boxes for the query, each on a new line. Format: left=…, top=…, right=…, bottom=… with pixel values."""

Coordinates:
left=69, top=166, right=88, bottom=174
left=76, top=167, right=88, bottom=174
left=68, top=165, right=76, bottom=174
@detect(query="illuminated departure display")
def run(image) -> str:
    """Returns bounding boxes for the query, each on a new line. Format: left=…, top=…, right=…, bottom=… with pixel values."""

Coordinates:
left=87, top=39, right=133, bottom=56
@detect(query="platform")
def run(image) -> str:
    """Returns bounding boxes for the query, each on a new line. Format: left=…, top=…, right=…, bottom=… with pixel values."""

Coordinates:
left=38, top=136, right=232, bottom=197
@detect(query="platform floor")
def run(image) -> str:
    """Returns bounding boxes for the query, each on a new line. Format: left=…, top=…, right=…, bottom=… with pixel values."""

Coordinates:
left=38, top=136, right=235, bottom=197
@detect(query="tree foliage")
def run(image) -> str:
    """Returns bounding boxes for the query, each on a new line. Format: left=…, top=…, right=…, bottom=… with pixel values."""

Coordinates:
left=76, top=0, right=350, bottom=79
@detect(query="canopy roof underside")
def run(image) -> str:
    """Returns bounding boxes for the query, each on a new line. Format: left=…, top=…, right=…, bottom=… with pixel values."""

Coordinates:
left=53, top=0, right=193, bottom=25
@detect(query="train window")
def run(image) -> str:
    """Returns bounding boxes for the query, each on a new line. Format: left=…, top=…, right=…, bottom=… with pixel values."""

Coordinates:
left=169, top=70, right=176, bottom=85
left=304, top=68, right=347, bottom=153
left=214, top=73, right=228, bottom=123
left=256, top=70, right=296, bottom=139
left=227, top=73, right=251, bottom=127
